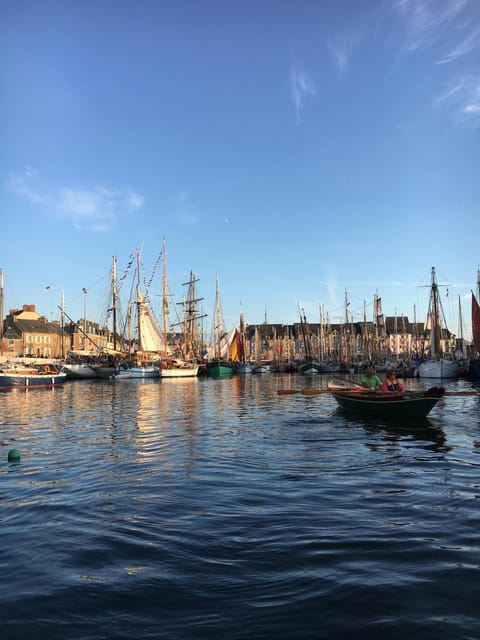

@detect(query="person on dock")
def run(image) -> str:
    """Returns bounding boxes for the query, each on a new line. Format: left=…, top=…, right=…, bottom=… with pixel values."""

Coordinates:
left=361, top=364, right=381, bottom=390
left=381, top=369, right=404, bottom=392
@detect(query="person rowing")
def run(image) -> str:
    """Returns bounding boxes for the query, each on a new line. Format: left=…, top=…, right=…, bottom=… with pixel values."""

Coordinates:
left=361, top=364, right=381, bottom=390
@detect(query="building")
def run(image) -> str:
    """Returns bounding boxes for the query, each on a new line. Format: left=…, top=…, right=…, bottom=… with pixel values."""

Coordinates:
left=1, top=304, right=63, bottom=358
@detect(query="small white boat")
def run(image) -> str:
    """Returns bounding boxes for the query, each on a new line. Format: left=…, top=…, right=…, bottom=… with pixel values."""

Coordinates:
left=252, top=364, right=271, bottom=374
left=159, top=359, right=199, bottom=378
left=63, top=362, right=98, bottom=379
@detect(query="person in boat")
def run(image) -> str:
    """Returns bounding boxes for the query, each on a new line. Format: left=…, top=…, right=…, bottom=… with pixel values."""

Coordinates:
left=361, top=364, right=381, bottom=390
left=381, top=369, right=404, bottom=392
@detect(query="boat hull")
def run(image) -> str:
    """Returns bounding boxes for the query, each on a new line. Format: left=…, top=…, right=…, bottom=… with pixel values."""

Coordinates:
left=331, top=390, right=442, bottom=419
left=63, top=363, right=97, bottom=379
left=114, top=366, right=160, bottom=379
left=236, top=363, right=254, bottom=375
left=207, top=361, right=234, bottom=378
left=467, top=360, right=480, bottom=380
left=298, top=360, right=322, bottom=375
left=159, top=365, right=199, bottom=378
left=0, top=372, right=67, bottom=389
left=416, top=359, right=459, bottom=379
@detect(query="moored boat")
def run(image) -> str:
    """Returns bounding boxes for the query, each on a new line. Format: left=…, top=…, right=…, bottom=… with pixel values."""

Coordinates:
left=0, top=364, right=67, bottom=389
left=467, top=272, right=480, bottom=380
left=159, top=358, right=199, bottom=378
left=416, top=267, right=459, bottom=379
left=206, top=274, right=234, bottom=379
left=206, top=360, right=235, bottom=378
left=298, top=359, right=322, bottom=375
left=113, top=362, right=160, bottom=379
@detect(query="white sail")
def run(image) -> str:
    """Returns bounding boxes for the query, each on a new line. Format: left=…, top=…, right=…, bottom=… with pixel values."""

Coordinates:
left=136, top=284, right=167, bottom=354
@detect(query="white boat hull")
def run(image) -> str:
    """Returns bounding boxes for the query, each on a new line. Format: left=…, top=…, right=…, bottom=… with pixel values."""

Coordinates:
left=63, top=363, right=97, bottom=379
left=159, top=365, right=199, bottom=378
left=416, top=359, right=459, bottom=379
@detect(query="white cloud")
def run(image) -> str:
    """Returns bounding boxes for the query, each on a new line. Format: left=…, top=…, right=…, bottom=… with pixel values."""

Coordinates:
left=393, top=0, right=470, bottom=52
left=328, top=34, right=359, bottom=74
left=7, top=169, right=144, bottom=232
left=437, top=28, right=479, bottom=64
left=290, top=67, right=316, bottom=124
left=434, top=74, right=480, bottom=124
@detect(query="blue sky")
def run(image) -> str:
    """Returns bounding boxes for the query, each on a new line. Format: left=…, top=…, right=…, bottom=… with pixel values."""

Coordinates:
left=1, top=0, right=479, bottom=340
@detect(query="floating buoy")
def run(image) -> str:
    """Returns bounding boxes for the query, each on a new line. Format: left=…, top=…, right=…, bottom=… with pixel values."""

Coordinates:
left=8, top=449, right=21, bottom=462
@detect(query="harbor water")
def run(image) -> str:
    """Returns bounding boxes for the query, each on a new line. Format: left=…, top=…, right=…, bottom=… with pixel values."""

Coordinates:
left=1, top=374, right=480, bottom=639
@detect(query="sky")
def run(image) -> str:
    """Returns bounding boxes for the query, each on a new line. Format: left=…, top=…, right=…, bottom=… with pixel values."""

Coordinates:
left=1, top=0, right=479, bottom=341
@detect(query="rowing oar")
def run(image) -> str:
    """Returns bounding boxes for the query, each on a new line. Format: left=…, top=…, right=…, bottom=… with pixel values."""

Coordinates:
left=277, top=388, right=361, bottom=395
left=277, top=389, right=480, bottom=397
left=444, top=391, right=479, bottom=396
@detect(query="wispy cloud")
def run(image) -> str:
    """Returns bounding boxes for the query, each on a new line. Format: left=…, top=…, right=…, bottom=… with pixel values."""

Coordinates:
left=7, top=169, right=144, bottom=232
left=437, top=28, right=479, bottom=63
left=434, top=74, right=480, bottom=124
left=393, top=0, right=470, bottom=52
left=290, top=64, right=316, bottom=124
left=327, top=34, right=360, bottom=74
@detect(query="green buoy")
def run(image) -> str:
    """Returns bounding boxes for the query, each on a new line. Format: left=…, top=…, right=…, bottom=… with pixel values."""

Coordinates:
left=8, top=449, right=21, bottom=462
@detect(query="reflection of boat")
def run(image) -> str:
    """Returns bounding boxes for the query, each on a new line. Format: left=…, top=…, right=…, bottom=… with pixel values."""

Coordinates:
left=329, top=384, right=445, bottom=419
left=0, top=364, right=67, bottom=389
left=416, top=267, right=459, bottom=379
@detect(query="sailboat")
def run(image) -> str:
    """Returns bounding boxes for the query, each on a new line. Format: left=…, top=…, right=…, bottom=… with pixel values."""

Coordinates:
left=159, top=245, right=200, bottom=378
left=90, top=256, right=128, bottom=378
left=297, top=307, right=321, bottom=374
left=206, top=274, right=234, bottom=378
left=416, top=267, right=459, bottom=379
left=114, top=250, right=163, bottom=379
left=233, top=312, right=253, bottom=374
left=467, top=269, right=480, bottom=380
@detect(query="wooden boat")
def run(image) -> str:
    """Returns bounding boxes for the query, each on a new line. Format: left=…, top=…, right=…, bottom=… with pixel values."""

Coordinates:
left=0, top=364, right=67, bottom=389
left=329, top=384, right=445, bottom=419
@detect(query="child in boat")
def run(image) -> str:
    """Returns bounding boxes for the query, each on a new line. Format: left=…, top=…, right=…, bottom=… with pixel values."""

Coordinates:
left=381, top=369, right=404, bottom=392
left=361, top=364, right=381, bottom=390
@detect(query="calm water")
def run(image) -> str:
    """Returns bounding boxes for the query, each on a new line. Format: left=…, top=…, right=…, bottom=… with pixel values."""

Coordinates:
left=1, top=374, right=480, bottom=640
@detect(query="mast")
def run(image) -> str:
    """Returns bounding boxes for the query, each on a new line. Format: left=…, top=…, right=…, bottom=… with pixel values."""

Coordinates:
left=136, top=250, right=142, bottom=352
left=60, top=289, right=65, bottom=359
left=429, top=267, right=441, bottom=357
left=112, top=256, right=118, bottom=352
left=162, top=239, right=168, bottom=356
